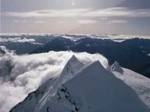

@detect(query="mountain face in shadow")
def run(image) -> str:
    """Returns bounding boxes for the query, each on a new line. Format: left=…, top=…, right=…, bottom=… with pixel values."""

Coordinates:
left=0, top=35, right=55, bottom=54
left=31, top=37, right=150, bottom=78
left=31, top=37, right=75, bottom=52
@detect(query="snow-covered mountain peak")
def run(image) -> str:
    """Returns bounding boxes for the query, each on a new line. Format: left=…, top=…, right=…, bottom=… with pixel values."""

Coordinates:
left=61, top=55, right=84, bottom=78
left=110, top=61, right=124, bottom=74
left=59, top=60, right=149, bottom=112
left=33, top=55, right=85, bottom=112
left=68, top=55, right=77, bottom=62
left=10, top=59, right=150, bottom=112
left=67, top=55, right=82, bottom=66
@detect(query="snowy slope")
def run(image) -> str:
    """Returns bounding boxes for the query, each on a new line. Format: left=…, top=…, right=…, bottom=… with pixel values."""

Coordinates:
left=10, top=57, right=150, bottom=112
left=111, top=63, right=150, bottom=108
left=0, top=50, right=108, bottom=112
left=34, top=55, right=85, bottom=111
left=10, top=55, right=85, bottom=112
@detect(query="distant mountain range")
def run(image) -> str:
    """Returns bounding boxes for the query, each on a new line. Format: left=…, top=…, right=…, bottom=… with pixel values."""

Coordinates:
left=29, top=36, right=150, bottom=78
left=1, top=34, right=150, bottom=78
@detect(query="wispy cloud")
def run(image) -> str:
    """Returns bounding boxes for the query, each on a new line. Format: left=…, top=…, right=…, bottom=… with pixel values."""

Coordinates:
left=4, top=9, right=89, bottom=18
left=0, top=37, right=35, bottom=43
left=108, top=20, right=127, bottom=24
left=3, top=7, right=150, bottom=18
left=100, top=17, right=108, bottom=20
left=35, top=20, right=44, bottom=23
left=13, top=20, right=28, bottom=23
left=82, top=7, right=150, bottom=18
left=78, top=20, right=97, bottom=24
left=58, top=21, right=65, bottom=24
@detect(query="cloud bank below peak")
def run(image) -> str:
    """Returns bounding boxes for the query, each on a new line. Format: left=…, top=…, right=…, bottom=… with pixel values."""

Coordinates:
left=0, top=48, right=108, bottom=112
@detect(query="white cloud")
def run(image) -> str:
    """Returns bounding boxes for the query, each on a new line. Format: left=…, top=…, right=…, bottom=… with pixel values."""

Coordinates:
left=58, top=21, right=65, bottom=24
left=4, top=9, right=89, bottom=18
left=0, top=37, right=35, bottom=43
left=78, top=20, right=97, bottom=24
left=100, top=17, right=108, bottom=20
left=0, top=48, right=108, bottom=112
left=35, top=20, right=44, bottom=23
left=82, top=7, right=150, bottom=18
left=3, top=7, right=150, bottom=18
left=13, top=20, right=28, bottom=23
left=108, top=20, right=127, bottom=24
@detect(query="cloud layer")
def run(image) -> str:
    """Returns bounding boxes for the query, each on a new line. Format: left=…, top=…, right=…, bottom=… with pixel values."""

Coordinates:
left=0, top=37, right=35, bottom=43
left=108, top=20, right=127, bottom=24
left=3, top=7, right=150, bottom=18
left=0, top=47, right=108, bottom=112
left=78, top=20, right=97, bottom=24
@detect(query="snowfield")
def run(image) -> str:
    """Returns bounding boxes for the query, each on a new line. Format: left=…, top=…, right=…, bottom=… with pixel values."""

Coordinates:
left=112, top=65, right=150, bottom=108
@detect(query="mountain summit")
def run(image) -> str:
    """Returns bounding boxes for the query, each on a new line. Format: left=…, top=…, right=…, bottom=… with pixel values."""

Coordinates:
left=10, top=56, right=149, bottom=112
left=109, top=61, right=124, bottom=74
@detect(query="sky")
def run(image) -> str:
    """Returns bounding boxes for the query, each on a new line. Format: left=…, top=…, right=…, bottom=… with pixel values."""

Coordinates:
left=1, top=0, right=150, bottom=35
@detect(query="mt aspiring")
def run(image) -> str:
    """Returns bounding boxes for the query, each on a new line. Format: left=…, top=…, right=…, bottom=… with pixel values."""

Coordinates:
left=10, top=55, right=150, bottom=112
